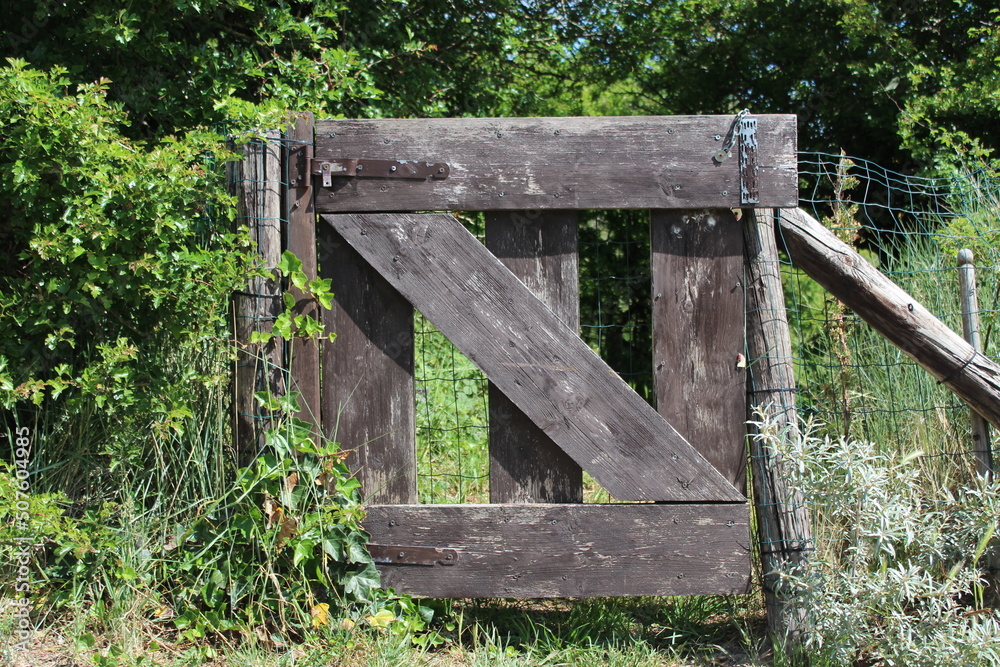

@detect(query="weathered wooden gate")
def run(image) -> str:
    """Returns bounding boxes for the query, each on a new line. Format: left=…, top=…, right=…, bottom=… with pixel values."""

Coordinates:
left=287, top=114, right=798, bottom=598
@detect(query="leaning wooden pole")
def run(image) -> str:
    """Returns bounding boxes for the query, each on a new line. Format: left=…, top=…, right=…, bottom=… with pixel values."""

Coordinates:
left=744, top=208, right=812, bottom=642
left=778, top=208, right=1000, bottom=430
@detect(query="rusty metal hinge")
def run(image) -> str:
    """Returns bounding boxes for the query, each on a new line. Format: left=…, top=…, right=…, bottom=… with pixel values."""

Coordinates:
left=368, top=544, right=459, bottom=566
left=310, top=158, right=450, bottom=187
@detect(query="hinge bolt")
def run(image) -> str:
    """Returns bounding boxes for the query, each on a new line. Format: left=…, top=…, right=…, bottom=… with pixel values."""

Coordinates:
left=390, top=165, right=397, bottom=172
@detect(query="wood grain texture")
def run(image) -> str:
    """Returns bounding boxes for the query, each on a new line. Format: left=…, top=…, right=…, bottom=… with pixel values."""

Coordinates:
left=652, top=210, right=747, bottom=491
left=314, top=116, right=797, bottom=212
left=318, top=222, right=416, bottom=504
left=486, top=210, right=583, bottom=503
left=322, top=213, right=744, bottom=502
left=231, top=131, right=284, bottom=468
left=778, top=207, right=1000, bottom=431
left=285, top=112, right=321, bottom=437
left=365, top=503, right=751, bottom=598
left=744, top=209, right=811, bottom=640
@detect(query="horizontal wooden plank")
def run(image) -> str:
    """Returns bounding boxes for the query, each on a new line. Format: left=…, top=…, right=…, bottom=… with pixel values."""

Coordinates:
left=314, top=115, right=797, bottom=212
left=323, top=213, right=744, bottom=503
left=364, top=503, right=751, bottom=598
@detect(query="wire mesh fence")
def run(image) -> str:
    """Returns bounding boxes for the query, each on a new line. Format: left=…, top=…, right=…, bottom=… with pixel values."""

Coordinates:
left=789, top=152, right=998, bottom=474
left=412, top=153, right=999, bottom=502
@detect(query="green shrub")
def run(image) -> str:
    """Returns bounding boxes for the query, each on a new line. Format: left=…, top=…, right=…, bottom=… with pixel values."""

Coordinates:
left=0, top=59, right=253, bottom=482
left=754, top=411, right=1000, bottom=665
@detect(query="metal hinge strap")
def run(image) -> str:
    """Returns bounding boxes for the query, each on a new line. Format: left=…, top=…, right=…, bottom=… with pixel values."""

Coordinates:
left=368, top=544, right=459, bottom=566
left=310, top=158, right=450, bottom=187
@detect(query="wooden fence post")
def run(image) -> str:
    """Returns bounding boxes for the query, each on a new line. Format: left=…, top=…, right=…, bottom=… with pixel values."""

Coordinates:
left=231, top=130, right=285, bottom=467
left=744, top=208, right=812, bottom=642
left=958, top=249, right=994, bottom=481
left=284, top=113, right=321, bottom=439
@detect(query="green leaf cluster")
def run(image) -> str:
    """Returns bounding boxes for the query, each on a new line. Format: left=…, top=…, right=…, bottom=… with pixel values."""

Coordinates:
left=0, top=60, right=251, bottom=443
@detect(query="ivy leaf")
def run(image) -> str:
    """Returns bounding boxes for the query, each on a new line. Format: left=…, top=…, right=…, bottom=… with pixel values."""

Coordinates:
left=277, top=250, right=303, bottom=276
left=316, top=290, right=334, bottom=310
left=345, top=532, right=370, bottom=564
left=293, top=539, right=315, bottom=567
left=308, top=277, right=332, bottom=294
left=273, top=311, right=293, bottom=338
left=249, top=330, right=273, bottom=345
left=343, top=562, right=380, bottom=600
left=322, top=536, right=345, bottom=561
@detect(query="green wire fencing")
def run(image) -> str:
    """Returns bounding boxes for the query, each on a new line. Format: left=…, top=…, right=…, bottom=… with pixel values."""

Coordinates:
left=788, top=152, right=999, bottom=474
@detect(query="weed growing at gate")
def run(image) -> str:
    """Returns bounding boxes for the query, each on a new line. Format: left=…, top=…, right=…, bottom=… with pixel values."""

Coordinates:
left=754, top=411, right=1000, bottom=665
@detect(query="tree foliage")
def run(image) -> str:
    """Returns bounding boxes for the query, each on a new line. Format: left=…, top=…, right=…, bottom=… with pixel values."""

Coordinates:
left=1, top=0, right=561, bottom=136
left=4, top=1, right=997, bottom=169
left=539, top=0, right=999, bottom=170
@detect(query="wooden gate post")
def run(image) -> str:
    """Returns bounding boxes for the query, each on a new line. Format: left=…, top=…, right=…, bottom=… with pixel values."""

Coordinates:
left=744, top=208, right=812, bottom=642
left=231, top=130, right=285, bottom=467
left=284, top=113, right=321, bottom=438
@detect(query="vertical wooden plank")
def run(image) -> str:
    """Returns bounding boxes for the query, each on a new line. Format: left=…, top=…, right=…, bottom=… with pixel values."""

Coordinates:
left=958, top=249, right=994, bottom=481
left=651, top=209, right=747, bottom=491
left=231, top=131, right=284, bottom=468
left=744, top=208, right=811, bottom=642
left=485, top=210, right=583, bottom=503
left=319, top=223, right=416, bottom=504
left=284, top=112, right=321, bottom=438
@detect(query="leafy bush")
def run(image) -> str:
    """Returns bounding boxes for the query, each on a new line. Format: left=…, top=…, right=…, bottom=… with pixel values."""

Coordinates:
left=754, top=412, right=1000, bottom=665
left=0, top=59, right=253, bottom=478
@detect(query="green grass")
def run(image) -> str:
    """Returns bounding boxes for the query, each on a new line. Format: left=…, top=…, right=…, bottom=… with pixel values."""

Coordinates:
left=4, top=595, right=773, bottom=666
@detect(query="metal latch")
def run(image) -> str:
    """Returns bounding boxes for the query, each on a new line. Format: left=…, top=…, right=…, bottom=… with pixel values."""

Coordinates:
left=368, top=544, right=459, bottom=566
left=711, top=109, right=759, bottom=205
left=310, top=159, right=450, bottom=187
left=738, top=114, right=759, bottom=205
